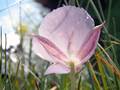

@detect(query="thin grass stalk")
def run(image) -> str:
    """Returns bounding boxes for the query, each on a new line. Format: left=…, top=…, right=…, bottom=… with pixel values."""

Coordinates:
left=112, top=18, right=117, bottom=39
left=87, top=62, right=101, bottom=90
left=111, top=43, right=119, bottom=67
left=8, top=55, right=11, bottom=76
left=95, top=53, right=108, bottom=90
left=111, top=18, right=119, bottom=67
left=88, top=0, right=110, bottom=40
left=28, top=38, right=32, bottom=66
left=58, top=0, right=64, bottom=7
left=95, top=52, right=120, bottom=79
left=89, top=0, right=103, bottom=22
left=69, top=0, right=76, bottom=5
left=77, top=75, right=81, bottom=90
left=85, top=0, right=90, bottom=10
left=7, top=74, right=12, bottom=90
left=97, top=43, right=118, bottom=70
left=97, top=0, right=105, bottom=21
left=4, top=34, right=7, bottom=90
left=15, top=58, right=20, bottom=78
left=7, top=56, right=12, bottom=90
left=64, top=0, right=69, bottom=5
left=4, top=34, right=7, bottom=77
left=114, top=74, right=120, bottom=90
left=76, top=0, right=80, bottom=7
left=60, top=74, right=69, bottom=90
left=87, top=66, right=95, bottom=90
left=0, top=27, right=2, bottom=73
left=97, top=43, right=120, bottom=86
left=19, top=1, right=23, bottom=48
left=107, top=0, right=112, bottom=28
left=112, top=18, right=120, bottom=67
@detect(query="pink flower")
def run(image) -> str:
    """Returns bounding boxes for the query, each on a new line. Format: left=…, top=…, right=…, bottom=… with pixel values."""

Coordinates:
left=32, top=6, right=104, bottom=75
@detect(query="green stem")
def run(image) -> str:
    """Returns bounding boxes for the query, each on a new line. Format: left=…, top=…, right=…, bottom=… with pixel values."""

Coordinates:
left=69, top=62, right=77, bottom=90
left=70, top=73, right=76, bottom=90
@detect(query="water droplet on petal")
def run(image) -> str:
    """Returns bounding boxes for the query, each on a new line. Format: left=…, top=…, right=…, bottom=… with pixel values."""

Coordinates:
left=85, top=14, right=94, bottom=29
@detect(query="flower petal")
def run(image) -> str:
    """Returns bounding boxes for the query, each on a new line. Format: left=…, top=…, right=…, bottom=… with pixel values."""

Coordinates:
left=45, top=64, right=70, bottom=75
left=32, top=36, right=53, bottom=62
left=39, top=6, right=95, bottom=55
left=32, top=35, right=68, bottom=64
left=77, top=23, right=105, bottom=64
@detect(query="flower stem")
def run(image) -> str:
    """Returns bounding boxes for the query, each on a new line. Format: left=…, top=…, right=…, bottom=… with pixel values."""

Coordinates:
left=69, top=62, right=77, bottom=90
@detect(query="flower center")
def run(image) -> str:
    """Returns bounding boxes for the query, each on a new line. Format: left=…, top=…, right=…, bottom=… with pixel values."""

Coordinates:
left=66, top=54, right=81, bottom=69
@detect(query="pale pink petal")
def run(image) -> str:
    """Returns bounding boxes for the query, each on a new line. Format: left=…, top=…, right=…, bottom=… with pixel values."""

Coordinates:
left=32, top=35, right=68, bottom=64
left=39, top=6, right=95, bottom=55
left=32, top=36, right=53, bottom=62
left=77, top=23, right=105, bottom=64
left=45, top=64, right=70, bottom=75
